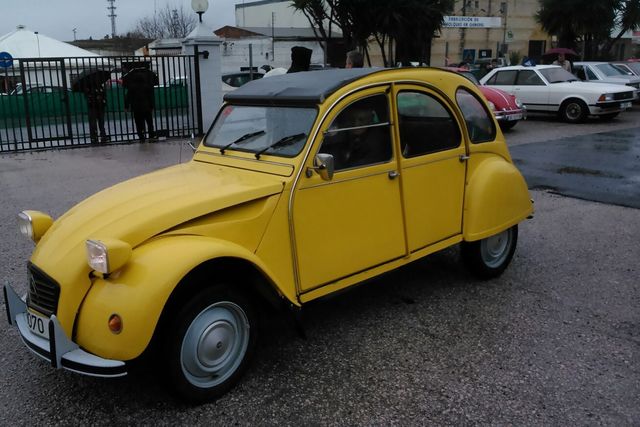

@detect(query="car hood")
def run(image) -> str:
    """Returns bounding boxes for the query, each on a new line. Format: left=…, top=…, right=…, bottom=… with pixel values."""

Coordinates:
left=553, top=81, right=633, bottom=93
left=479, top=86, right=519, bottom=108
left=32, top=161, right=284, bottom=269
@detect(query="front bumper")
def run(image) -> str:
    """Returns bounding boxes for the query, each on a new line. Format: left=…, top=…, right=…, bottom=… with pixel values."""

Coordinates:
left=4, top=284, right=127, bottom=378
left=494, top=107, right=527, bottom=122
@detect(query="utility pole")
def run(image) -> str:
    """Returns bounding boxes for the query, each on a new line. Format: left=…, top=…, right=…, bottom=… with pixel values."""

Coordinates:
left=73, top=28, right=77, bottom=41
left=107, top=0, right=117, bottom=38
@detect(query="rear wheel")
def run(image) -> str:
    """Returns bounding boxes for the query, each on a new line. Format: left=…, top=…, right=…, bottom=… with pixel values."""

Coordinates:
left=462, top=225, right=518, bottom=279
left=164, top=284, right=257, bottom=403
left=559, top=99, right=588, bottom=123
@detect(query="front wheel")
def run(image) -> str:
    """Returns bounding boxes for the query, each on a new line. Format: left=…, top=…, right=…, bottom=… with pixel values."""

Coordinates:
left=164, top=285, right=257, bottom=403
left=559, top=99, right=588, bottom=123
left=462, top=225, right=518, bottom=279
left=499, top=120, right=518, bottom=131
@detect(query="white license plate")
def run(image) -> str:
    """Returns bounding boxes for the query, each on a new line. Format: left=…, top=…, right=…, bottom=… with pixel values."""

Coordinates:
left=26, top=311, right=50, bottom=339
left=621, top=102, right=632, bottom=109
left=507, top=113, right=523, bottom=121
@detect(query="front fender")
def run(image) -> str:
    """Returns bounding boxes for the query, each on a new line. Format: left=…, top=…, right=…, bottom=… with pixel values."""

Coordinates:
left=463, top=155, right=533, bottom=241
left=75, top=235, right=289, bottom=361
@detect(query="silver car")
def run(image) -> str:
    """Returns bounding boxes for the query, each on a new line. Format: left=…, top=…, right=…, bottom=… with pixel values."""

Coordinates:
left=573, top=61, right=640, bottom=99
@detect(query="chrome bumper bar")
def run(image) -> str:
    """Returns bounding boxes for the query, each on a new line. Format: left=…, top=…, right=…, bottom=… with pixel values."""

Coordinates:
left=4, top=284, right=127, bottom=378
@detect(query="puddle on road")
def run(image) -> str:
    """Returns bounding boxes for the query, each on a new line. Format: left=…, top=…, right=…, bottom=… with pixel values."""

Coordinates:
left=556, top=166, right=623, bottom=179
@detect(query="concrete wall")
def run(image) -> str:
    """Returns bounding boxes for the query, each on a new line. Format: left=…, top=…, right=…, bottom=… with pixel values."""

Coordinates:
left=235, top=0, right=309, bottom=28
left=220, top=37, right=325, bottom=73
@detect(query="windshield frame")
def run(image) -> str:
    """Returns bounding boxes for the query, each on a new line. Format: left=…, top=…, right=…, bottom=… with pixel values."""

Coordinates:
left=203, top=104, right=318, bottom=159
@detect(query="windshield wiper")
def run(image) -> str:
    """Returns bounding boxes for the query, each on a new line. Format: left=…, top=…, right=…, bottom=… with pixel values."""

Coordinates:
left=254, top=133, right=306, bottom=159
left=219, top=130, right=265, bottom=154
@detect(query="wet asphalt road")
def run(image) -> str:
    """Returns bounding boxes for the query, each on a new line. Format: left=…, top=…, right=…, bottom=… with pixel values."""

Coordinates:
left=510, top=124, right=640, bottom=209
left=0, top=119, right=639, bottom=425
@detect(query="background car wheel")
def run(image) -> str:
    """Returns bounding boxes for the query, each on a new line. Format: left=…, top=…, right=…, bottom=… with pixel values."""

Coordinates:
left=600, top=112, right=619, bottom=121
left=559, top=99, right=588, bottom=123
left=164, top=285, right=257, bottom=403
left=499, top=120, right=518, bottom=130
left=462, top=225, right=518, bottom=279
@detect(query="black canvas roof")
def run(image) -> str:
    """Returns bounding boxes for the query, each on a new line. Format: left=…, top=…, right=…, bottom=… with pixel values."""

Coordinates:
left=223, top=68, right=383, bottom=106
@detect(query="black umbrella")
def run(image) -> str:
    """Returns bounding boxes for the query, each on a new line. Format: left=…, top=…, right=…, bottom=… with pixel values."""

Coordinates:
left=122, top=67, right=159, bottom=88
left=71, top=69, right=111, bottom=92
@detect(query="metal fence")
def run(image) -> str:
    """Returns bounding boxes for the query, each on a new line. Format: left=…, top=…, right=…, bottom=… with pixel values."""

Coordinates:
left=0, top=55, right=202, bottom=152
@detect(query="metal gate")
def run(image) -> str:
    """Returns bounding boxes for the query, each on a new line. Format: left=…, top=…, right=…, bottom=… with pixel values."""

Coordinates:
left=0, top=55, right=201, bottom=152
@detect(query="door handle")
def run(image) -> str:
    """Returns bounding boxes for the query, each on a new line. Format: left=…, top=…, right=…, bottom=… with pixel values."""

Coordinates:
left=388, top=170, right=399, bottom=180
left=459, top=154, right=470, bottom=162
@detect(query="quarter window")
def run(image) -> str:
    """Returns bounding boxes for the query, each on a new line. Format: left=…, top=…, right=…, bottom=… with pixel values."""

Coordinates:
left=396, top=91, right=461, bottom=157
left=456, top=89, right=496, bottom=143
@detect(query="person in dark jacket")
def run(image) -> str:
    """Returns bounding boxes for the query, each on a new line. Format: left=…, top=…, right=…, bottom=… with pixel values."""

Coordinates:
left=287, top=46, right=312, bottom=73
left=84, top=83, right=109, bottom=143
left=124, top=71, right=156, bottom=142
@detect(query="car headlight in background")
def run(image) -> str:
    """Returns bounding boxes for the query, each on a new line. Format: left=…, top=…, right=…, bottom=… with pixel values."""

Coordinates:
left=18, top=210, right=53, bottom=243
left=515, top=98, right=524, bottom=108
left=487, top=101, right=496, bottom=111
left=598, top=93, right=614, bottom=102
left=85, top=238, right=132, bottom=275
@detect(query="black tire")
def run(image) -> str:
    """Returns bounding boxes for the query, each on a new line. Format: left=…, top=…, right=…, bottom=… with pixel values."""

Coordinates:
left=163, top=284, right=257, bottom=404
left=600, top=112, right=619, bottom=121
left=461, top=225, right=518, bottom=279
left=499, top=120, right=518, bottom=130
left=559, top=99, right=588, bottom=123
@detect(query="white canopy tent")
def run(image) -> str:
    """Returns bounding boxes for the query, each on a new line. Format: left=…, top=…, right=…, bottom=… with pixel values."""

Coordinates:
left=0, top=25, right=98, bottom=59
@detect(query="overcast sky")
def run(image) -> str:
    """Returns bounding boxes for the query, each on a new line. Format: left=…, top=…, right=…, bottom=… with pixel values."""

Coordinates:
left=1, top=0, right=239, bottom=41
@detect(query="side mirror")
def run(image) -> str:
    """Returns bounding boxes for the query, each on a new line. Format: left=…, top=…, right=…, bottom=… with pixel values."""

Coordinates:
left=309, top=153, right=335, bottom=181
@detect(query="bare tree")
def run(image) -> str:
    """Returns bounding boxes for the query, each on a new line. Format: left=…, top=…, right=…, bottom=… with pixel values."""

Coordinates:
left=131, top=3, right=197, bottom=39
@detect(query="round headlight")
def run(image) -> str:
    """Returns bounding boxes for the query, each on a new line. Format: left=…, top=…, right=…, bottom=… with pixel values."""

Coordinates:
left=487, top=101, right=496, bottom=111
left=515, top=98, right=524, bottom=108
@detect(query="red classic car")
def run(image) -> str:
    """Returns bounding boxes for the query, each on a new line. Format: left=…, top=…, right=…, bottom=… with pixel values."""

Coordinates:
left=445, top=67, right=527, bottom=130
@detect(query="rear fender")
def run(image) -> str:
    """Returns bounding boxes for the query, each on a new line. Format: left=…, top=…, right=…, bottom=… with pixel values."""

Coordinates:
left=463, top=155, right=533, bottom=241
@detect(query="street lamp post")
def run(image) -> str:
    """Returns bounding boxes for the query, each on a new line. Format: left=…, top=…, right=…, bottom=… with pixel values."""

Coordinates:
left=191, top=0, right=209, bottom=23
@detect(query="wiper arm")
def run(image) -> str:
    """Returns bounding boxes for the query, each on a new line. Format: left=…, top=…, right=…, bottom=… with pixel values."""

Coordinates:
left=254, top=133, right=306, bottom=159
left=219, top=130, right=265, bottom=154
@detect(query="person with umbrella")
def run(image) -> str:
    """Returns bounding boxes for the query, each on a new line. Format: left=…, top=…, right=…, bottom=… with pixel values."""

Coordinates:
left=73, top=69, right=111, bottom=144
left=123, top=68, right=156, bottom=142
left=544, top=48, right=577, bottom=72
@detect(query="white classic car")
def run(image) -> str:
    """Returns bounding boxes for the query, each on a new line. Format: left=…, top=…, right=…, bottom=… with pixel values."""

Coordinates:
left=480, top=65, right=635, bottom=123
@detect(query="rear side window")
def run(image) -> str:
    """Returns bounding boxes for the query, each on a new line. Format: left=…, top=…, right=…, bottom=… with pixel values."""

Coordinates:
left=396, top=91, right=461, bottom=157
left=456, top=89, right=496, bottom=144
left=486, top=70, right=517, bottom=85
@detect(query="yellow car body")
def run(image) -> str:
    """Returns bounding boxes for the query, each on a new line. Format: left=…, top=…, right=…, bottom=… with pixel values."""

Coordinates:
left=5, top=67, right=532, bottom=401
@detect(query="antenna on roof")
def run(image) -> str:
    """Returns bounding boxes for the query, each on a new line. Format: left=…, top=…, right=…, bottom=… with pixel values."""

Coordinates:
left=107, top=0, right=117, bottom=38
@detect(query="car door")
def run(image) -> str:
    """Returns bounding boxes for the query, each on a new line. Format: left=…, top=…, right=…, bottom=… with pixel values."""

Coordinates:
left=393, top=86, right=467, bottom=251
left=512, top=69, right=550, bottom=111
left=292, top=87, right=406, bottom=293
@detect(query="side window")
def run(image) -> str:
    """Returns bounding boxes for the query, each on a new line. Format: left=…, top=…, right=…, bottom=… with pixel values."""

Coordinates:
left=493, top=70, right=517, bottom=85
left=585, top=67, right=598, bottom=80
left=575, top=66, right=586, bottom=81
left=319, top=94, right=392, bottom=171
left=396, top=91, right=461, bottom=157
left=516, top=70, right=544, bottom=85
left=456, top=89, right=496, bottom=144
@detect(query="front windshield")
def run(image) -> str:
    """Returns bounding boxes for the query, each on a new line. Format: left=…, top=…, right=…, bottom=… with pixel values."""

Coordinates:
left=539, top=67, right=578, bottom=83
left=204, top=105, right=317, bottom=158
left=596, top=63, right=628, bottom=77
